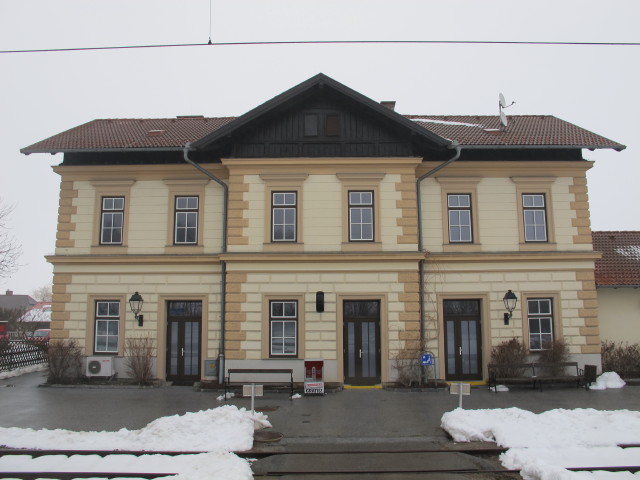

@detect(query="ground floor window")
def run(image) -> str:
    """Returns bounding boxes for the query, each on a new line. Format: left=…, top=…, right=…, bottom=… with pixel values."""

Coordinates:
left=95, top=300, right=120, bottom=353
left=527, top=298, right=553, bottom=350
left=270, top=300, right=297, bottom=357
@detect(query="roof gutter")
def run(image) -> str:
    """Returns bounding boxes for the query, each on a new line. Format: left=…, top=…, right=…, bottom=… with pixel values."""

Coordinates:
left=417, top=143, right=462, bottom=381
left=183, top=143, right=228, bottom=380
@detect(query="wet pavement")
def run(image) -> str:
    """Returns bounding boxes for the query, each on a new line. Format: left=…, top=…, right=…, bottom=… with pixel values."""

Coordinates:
left=0, top=370, right=638, bottom=442
left=1, top=371, right=639, bottom=478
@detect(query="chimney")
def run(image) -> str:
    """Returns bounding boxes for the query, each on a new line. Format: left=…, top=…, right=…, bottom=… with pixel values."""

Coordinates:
left=5, top=290, right=13, bottom=295
left=381, top=101, right=396, bottom=111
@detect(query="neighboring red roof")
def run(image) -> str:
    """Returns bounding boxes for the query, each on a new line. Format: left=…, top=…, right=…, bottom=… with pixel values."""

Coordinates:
left=22, top=115, right=625, bottom=154
left=593, top=231, right=640, bottom=287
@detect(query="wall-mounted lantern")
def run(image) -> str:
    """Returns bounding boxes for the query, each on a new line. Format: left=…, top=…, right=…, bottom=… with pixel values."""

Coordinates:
left=503, top=289, right=517, bottom=325
left=129, top=291, right=144, bottom=327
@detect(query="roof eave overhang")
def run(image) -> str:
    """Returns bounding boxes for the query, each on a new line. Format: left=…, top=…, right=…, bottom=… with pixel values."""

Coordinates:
left=596, top=284, right=640, bottom=288
left=190, top=73, right=452, bottom=151
left=21, top=147, right=184, bottom=155
left=457, top=144, right=626, bottom=151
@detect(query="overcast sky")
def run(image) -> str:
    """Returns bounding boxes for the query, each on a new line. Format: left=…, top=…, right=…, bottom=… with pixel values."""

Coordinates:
left=1, top=0, right=638, bottom=296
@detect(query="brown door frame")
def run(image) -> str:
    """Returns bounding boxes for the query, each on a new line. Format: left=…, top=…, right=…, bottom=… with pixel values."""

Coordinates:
left=342, top=299, right=382, bottom=386
left=443, top=299, right=483, bottom=381
left=166, top=300, right=202, bottom=385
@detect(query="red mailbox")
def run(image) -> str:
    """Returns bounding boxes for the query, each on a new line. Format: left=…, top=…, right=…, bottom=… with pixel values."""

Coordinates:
left=304, top=359, right=324, bottom=395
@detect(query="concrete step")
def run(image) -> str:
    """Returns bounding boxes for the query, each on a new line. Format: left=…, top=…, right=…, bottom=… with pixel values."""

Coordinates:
left=252, top=451, right=501, bottom=475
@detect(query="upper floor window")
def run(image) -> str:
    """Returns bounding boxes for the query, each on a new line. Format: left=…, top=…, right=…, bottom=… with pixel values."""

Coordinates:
left=272, top=192, right=296, bottom=242
left=527, top=298, right=553, bottom=350
left=304, top=114, right=319, bottom=137
left=100, top=197, right=124, bottom=245
left=447, top=194, right=472, bottom=243
left=522, top=194, right=547, bottom=242
left=349, top=191, right=374, bottom=242
left=95, top=300, right=120, bottom=353
left=174, top=196, right=198, bottom=245
left=270, top=300, right=297, bottom=357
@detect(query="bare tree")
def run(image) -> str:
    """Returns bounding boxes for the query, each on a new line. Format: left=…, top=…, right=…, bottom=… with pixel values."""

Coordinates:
left=0, top=200, right=21, bottom=279
left=31, top=284, right=53, bottom=302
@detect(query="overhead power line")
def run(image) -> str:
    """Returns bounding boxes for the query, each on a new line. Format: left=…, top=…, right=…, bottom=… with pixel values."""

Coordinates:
left=1, top=39, right=639, bottom=54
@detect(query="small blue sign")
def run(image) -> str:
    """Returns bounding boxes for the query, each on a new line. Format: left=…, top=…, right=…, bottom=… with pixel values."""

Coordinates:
left=420, top=353, right=434, bottom=366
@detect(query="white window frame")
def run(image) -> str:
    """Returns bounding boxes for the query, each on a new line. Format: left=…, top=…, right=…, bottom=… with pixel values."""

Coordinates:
left=95, top=301, right=120, bottom=353
left=271, top=192, right=297, bottom=242
left=100, top=197, right=124, bottom=245
left=269, top=300, right=298, bottom=357
left=527, top=298, right=553, bottom=351
left=174, top=196, right=199, bottom=245
left=349, top=191, right=374, bottom=242
left=447, top=193, right=473, bottom=243
left=522, top=193, right=548, bottom=242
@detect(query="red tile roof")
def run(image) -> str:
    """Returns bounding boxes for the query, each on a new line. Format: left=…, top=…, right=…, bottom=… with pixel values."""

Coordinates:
left=22, top=115, right=624, bottom=154
left=406, top=115, right=624, bottom=150
left=22, top=117, right=235, bottom=153
left=593, top=231, right=640, bottom=287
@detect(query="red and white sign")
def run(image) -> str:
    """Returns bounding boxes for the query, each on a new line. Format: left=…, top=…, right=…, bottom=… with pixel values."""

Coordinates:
left=304, top=381, right=324, bottom=395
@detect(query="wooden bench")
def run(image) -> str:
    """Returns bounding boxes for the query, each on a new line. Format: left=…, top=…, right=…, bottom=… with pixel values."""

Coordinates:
left=224, top=368, right=294, bottom=398
left=488, top=363, right=536, bottom=391
left=533, top=362, right=585, bottom=390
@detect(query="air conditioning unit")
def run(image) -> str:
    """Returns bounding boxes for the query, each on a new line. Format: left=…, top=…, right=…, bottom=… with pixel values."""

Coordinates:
left=85, top=356, right=114, bottom=377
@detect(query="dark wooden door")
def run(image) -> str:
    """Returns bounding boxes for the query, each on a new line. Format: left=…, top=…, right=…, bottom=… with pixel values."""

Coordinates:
left=343, top=300, right=381, bottom=385
left=444, top=299, right=482, bottom=381
left=166, top=301, right=201, bottom=385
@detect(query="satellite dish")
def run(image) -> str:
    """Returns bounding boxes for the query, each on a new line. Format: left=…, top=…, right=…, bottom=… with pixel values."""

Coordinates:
left=500, top=110, right=508, bottom=128
left=499, top=93, right=507, bottom=109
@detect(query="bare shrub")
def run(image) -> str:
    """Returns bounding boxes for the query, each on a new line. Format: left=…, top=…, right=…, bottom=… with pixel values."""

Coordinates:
left=392, top=336, right=425, bottom=387
left=47, top=339, right=83, bottom=383
left=124, top=337, right=155, bottom=385
left=490, top=338, right=528, bottom=377
left=601, top=340, right=640, bottom=378
left=537, top=338, right=570, bottom=375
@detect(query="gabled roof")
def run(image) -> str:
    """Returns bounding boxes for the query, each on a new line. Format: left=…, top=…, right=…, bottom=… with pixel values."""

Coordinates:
left=21, top=73, right=626, bottom=155
left=189, top=73, right=451, bottom=151
left=0, top=292, right=37, bottom=311
left=593, top=231, right=640, bottom=287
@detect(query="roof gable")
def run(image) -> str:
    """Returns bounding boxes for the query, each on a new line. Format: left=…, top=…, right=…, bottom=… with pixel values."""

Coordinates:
left=189, top=73, right=452, bottom=157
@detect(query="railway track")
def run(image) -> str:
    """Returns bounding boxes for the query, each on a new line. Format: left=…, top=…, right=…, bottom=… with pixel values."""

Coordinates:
left=0, top=444, right=638, bottom=479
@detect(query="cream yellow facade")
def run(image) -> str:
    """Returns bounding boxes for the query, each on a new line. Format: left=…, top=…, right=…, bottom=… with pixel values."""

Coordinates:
left=598, top=288, right=640, bottom=344
left=421, top=160, right=601, bottom=378
left=46, top=154, right=604, bottom=384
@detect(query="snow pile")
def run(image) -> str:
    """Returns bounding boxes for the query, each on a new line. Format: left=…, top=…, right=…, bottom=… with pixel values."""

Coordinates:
left=0, top=406, right=271, bottom=479
left=0, top=363, right=47, bottom=379
left=0, top=405, right=270, bottom=452
left=588, top=372, right=626, bottom=390
left=441, top=407, right=640, bottom=479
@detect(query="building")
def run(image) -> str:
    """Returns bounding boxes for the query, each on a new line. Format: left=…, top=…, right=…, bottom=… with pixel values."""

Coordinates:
left=0, top=290, right=37, bottom=313
left=21, top=74, right=625, bottom=386
left=593, top=231, right=640, bottom=345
